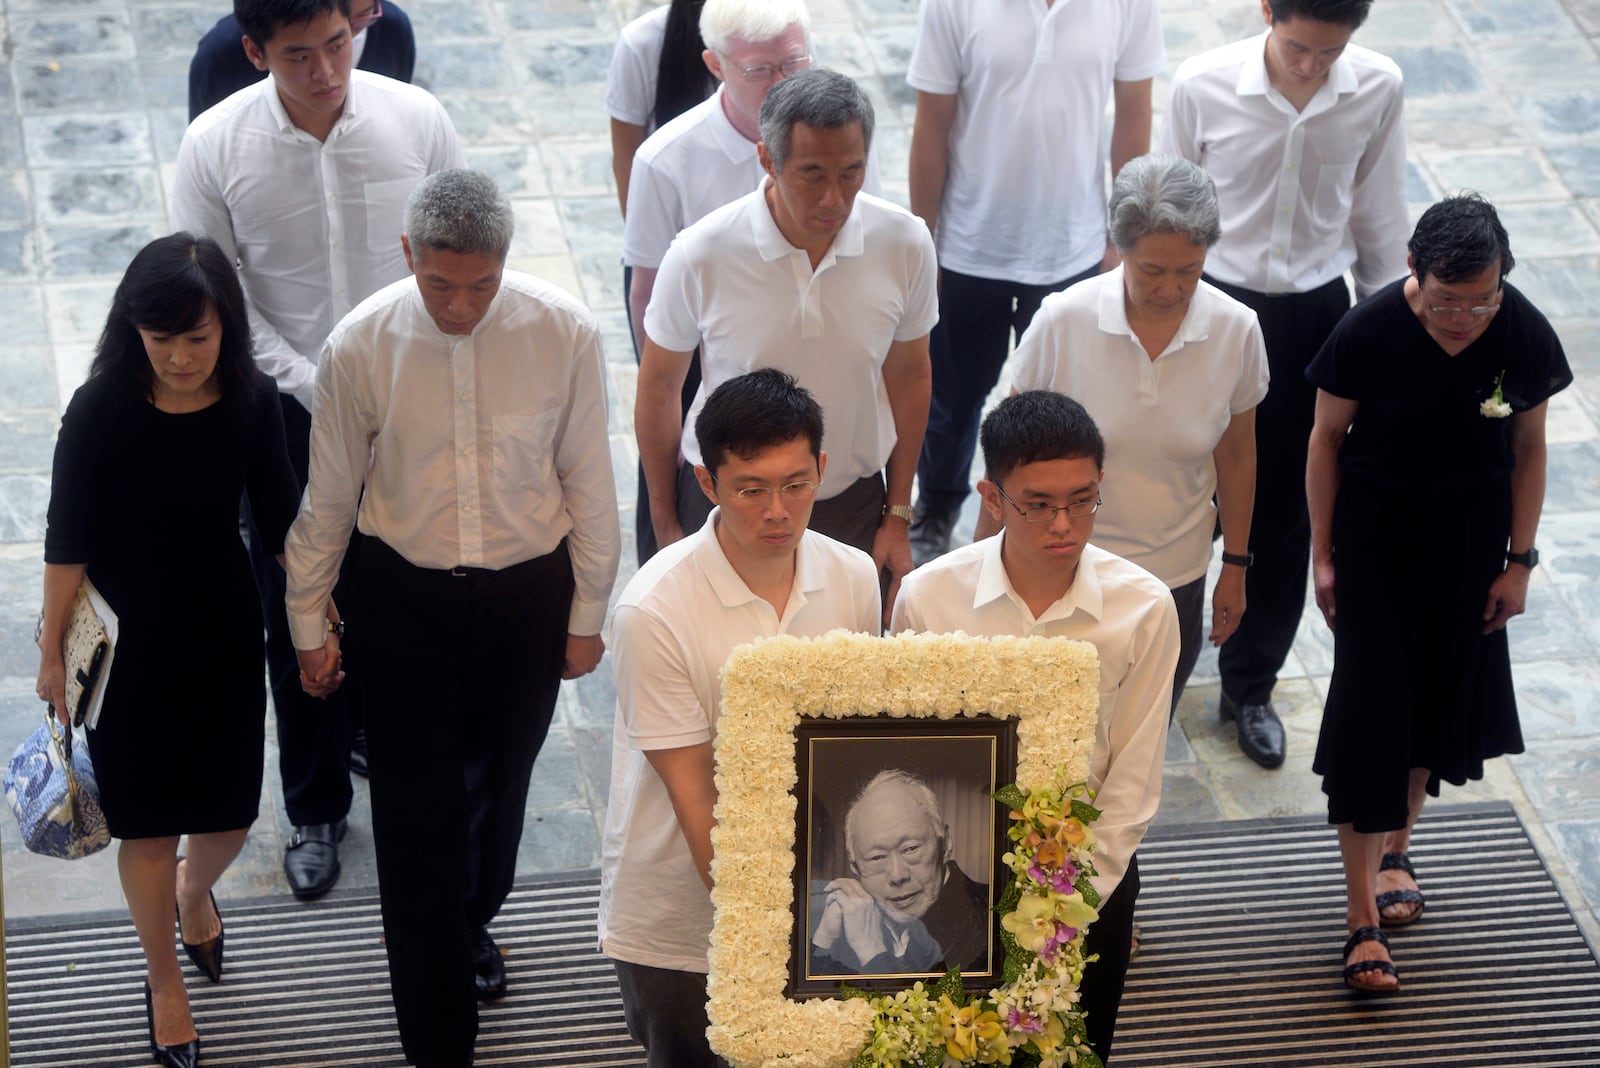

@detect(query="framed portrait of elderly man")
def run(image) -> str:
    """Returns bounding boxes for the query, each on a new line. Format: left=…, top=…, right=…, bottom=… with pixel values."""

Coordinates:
left=788, top=717, right=1017, bottom=998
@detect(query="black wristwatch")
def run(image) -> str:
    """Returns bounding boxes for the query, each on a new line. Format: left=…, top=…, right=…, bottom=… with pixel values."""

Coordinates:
left=1220, top=550, right=1254, bottom=568
left=1506, top=548, right=1539, bottom=570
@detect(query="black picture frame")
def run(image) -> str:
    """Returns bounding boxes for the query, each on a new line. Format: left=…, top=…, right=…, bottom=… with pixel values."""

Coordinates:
left=787, top=715, right=1018, bottom=999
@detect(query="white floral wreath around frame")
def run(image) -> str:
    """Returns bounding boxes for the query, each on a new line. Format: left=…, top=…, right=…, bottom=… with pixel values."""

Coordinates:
left=706, top=630, right=1101, bottom=1068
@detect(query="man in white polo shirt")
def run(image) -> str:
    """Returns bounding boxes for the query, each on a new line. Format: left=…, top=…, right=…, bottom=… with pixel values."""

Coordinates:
left=600, top=370, right=881, bottom=1067
left=1162, top=0, right=1408, bottom=769
left=892, top=390, right=1179, bottom=1064
left=637, top=69, right=936, bottom=618
left=905, top=0, right=1166, bottom=564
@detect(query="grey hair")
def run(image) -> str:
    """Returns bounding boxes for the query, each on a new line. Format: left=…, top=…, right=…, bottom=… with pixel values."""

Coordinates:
left=758, top=68, right=874, bottom=170
left=843, top=769, right=944, bottom=865
left=404, top=169, right=515, bottom=260
left=1107, top=154, right=1222, bottom=253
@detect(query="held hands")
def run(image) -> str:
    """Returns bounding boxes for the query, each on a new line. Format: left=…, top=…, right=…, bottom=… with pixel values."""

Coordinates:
left=812, top=877, right=891, bottom=964
left=1209, top=566, right=1246, bottom=646
left=563, top=633, right=605, bottom=680
left=1313, top=557, right=1336, bottom=631
left=1482, top=566, right=1530, bottom=634
left=296, top=634, right=345, bottom=698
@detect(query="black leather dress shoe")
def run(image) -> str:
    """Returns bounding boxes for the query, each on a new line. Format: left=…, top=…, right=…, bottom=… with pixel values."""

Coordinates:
left=1220, top=692, right=1286, bottom=769
left=349, top=728, right=370, bottom=778
left=145, top=982, right=200, bottom=1068
left=284, top=818, right=348, bottom=900
left=472, top=926, right=507, bottom=1002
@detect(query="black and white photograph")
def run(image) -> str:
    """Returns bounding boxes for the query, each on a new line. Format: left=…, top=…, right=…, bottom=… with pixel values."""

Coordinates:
left=791, top=719, right=1016, bottom=995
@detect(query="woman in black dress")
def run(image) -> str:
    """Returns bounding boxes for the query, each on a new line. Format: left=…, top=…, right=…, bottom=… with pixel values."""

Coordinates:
left=1306, top=195, right=1572, bottom=993
left=35, top=234, right=303, bottom=1065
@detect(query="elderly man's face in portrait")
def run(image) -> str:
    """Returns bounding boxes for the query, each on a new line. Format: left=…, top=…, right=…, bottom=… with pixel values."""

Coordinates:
left=848, top=782, right=947, bottom=920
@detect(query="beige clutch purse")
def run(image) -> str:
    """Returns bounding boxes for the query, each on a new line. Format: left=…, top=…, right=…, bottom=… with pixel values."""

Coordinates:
left=35, top=582, right=111, bottom=728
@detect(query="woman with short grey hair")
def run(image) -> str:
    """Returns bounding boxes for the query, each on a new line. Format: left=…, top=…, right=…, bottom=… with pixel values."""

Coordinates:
left=993, top=153, right=1269, bottom=718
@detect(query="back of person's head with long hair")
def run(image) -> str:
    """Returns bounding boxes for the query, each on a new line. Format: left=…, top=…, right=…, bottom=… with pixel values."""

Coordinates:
left=654, top=0, right=717, bottom=131
left=90, top=233, right=256, bottom=405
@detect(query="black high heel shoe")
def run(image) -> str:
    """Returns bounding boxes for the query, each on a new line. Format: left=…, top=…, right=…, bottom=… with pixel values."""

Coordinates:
left=144, top=981, right=200, bottom=1068
left=176, top=890, right=225, bottom=982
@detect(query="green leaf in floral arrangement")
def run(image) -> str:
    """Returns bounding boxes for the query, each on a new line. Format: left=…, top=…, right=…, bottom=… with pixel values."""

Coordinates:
left=851, top=1049, right=874, bottom=1068
left=840, top=982, right=873, bottom=1001
left=1070, top=797, right=1102, bottom=824
left=996, top=876, right=1023, bottom=914
left=1001, top=938, right=1028, bottom=984
left=993, top=783, right=1028, bottom=812
left=1075, top=874, right=1101, bottom=909
left=920, top=1048, right=946, bottom=1068
left=930, top=967, right=966, bottom=1005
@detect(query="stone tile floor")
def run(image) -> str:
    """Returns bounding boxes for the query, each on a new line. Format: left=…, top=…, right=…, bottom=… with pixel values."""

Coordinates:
left=1, top=0, right=1596, bottom=961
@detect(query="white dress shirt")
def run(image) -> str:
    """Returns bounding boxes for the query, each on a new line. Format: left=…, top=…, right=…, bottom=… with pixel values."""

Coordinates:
left=172, top=70, right=464, bottom=410
left=1162, top=33, right=1409, bottom=299
left=645, top=185, right=938, bottom=497
left=907, top=0, right=1166, bottom=283
left=599, top=515, right=881, bottom=972
left=891, top=539, right=1179, bottom=901
left=284, top=271, right=621, bottom=650
left=1010, top=268, right=1269, bottom=587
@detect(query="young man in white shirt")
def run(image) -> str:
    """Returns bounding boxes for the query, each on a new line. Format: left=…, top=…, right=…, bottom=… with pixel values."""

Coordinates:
left=638, top=69, right=936, bottom=621
left=286, top=171, right=620, bottom=1068
left=1162, top=0, right=1407, bottom=769
left=905, top=0, right=1166, bottom=564
left=172, top=0, right=463, bottom=901
left=600, top=369, right=881, bottom=1067
left=892, top=390, right=1180, bottom=1063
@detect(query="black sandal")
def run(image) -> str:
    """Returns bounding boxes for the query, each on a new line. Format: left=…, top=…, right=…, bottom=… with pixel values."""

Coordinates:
left=1343, top=925, right=1399, bottom=993
left=1377, top=851, right=1426, bottom=927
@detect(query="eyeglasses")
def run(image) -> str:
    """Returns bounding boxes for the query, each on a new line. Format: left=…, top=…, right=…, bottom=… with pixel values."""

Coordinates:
left=711, top=474, right=821, bottom=503
left=993, top=482, right=1101, bottom=523
left=719, top=53, right=812, bottom=82
left=351, top=0, right=383, bottom=32
left=1426, top=302, right=1501, bottom=318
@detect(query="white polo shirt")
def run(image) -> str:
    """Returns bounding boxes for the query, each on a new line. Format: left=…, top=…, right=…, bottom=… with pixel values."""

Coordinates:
left=891, top=539, right=1178, bottom=900
left=1010, top=268, right=1269, bottom=587
left=907, top=0, right=1166, bottom=284
left=1162, top=33, right=1409, bottom=300
left=598, top=515, right=882, bottom=973
left=645, top=185, right=939, bottom=498
left=605, top=3, right=670, bottom=128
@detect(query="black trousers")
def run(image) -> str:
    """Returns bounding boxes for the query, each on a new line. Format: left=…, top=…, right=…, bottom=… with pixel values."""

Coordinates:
left=1079, top=852, right=1141, bottom=1064
left=674, top=462, right=886, bottom=556
left=625, top=263, right=702, bottom=566
left=613, top=960, right=730, bottom=1068
left=914, top=264, right=1097, bottom=519
left=243, top=393, right=353, bottom=827
left=355, top=537, right=574, bottom=1068
left=1209, top=277, right=1351, bottom=705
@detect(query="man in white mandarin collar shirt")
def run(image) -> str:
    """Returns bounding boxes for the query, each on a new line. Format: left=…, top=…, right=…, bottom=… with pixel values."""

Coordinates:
left=172, top=0, right=463, bottom=901
left=892, top=391, right=1179, bottom=1064
left=285, top=171, right=620, bottom=1068
left=1162, top=0, right=1408, bottom=769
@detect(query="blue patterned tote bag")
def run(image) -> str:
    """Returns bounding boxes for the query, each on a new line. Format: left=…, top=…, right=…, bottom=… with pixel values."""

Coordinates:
left=4, top=711, right=111, bottom=859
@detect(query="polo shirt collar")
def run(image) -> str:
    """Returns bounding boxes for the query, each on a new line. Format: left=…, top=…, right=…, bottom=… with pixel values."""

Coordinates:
left=1095, top=266, right=1215, bottom=350
left=973, top=533, right=1104, bottom=626
left=708, top=86, right=758, bottom=164
left=262, top=72, right=362, bottom=136
left=694, top=508, right=828, bottom=610
left=749, top=177, right=866, bottom=264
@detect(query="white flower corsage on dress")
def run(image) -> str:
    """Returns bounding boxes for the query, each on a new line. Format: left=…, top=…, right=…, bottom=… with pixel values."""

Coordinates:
left=1480, top=370, right=1512, bottom=418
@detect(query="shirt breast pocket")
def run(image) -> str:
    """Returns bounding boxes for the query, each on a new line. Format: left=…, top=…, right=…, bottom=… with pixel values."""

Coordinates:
left=364, top=176, right=422, bottom=254
left=492, top=408, right=562, bottom=500
left=1310, top=162, right=1359, bottom=230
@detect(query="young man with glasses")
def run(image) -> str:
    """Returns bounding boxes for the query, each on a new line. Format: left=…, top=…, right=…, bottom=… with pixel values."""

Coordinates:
left=601, top=370, right=881, bottom=1067
left=891, top=390, right=1179, bottom=1065
left=1162, top=0, right=1409, bottom=770
left=188, top=0, right=416, bottom=120
left=638, top=70, right=934, bottom=624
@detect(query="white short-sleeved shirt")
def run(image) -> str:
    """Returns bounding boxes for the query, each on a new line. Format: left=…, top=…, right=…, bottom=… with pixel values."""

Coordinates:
left=1010, top=268, right=1269, bottom=586
left=907, top=0, right=1166, bottom=284
left=598, top=516, right=881, bottom=973
left=891, top=539, right=1178, bottom=900
left=645, top=186, right=938, bottom=496
left=605, top=3, right=670, bottom=128
left=1162, top=33, right=1409, bottom=300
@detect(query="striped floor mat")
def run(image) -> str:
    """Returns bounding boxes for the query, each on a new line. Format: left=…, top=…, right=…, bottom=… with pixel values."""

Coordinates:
left=6, top=803, right=1597, bottom=1066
